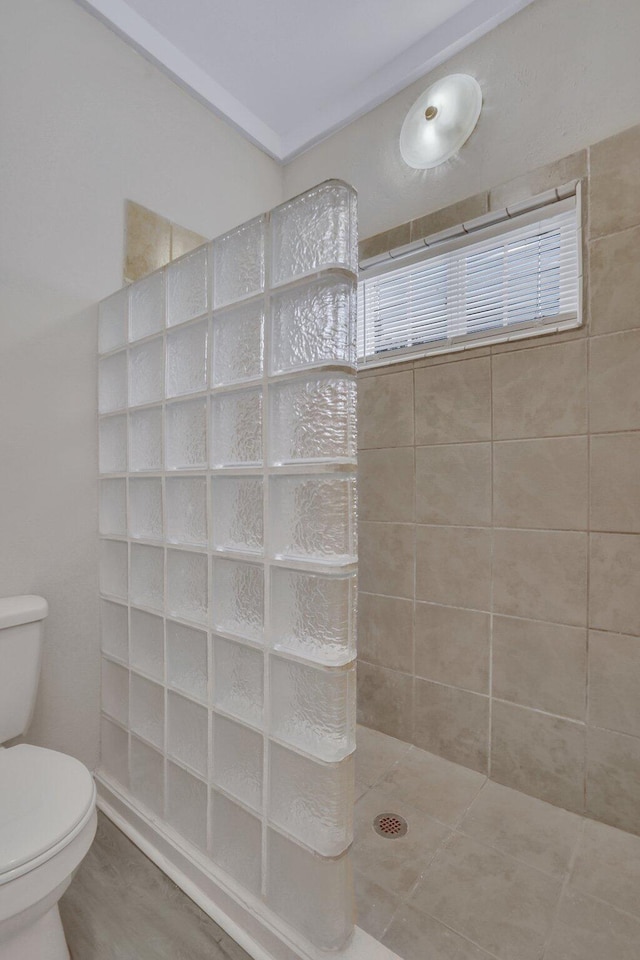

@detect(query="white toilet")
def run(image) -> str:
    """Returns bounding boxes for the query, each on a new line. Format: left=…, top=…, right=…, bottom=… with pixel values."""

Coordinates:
left=0, top=596, right=97, bottom=960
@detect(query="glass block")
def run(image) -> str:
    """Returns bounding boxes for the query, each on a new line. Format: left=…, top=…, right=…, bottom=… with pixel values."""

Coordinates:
left=130, top=735, right=164, bottom=817
left=211, top=559, right=263, bottom=642
left=99, top=288, right=127, bottom=354
left=271, top=181, right=357, bottom=287
left=101, top=658, right=128, bottom=725
left=213, top=636, right=263, bottom=726
left=128, top=337, right=164, bottom=406
left=167, top=691, right=208, bottom=778
left=269, top=375, right=356, bottom=464
left=271, top=568, right=356, bottom=665
left=211, top=714, right=262, bottom=811
left=128, top=478, right=163, bottom=541
left=166, top=477, right=207, bottom=546
left=266, top=829, right=353, bottom=951
left=166, top=549, right=208, bottom=624
left=99, top=415, right=127, bottom=474
left=211, top=302, right=263, bottom=387
left=100, top=599, right=128, bottom=662
left=166, top=320, right=208, bottom=398
left=210, top=791, right=262, bottom=894
left=167, top=621, right=208, bottom=702
left=270, top=475, right=356, bottom=563
left=269, top=744, right=353, bottom=857
left=99, top=539, right=128, bottom=600
left=270, top=276, right=355, bottom=375
left=99, top=351, right=127, bottom=413
left=130, top=608, right=164, bottom=681
left=130, top=673, right=164, bottom=749
left=210, top=389, right=262, bottom=467
left=129, top=269, right=164, bottom=342
left=130, top=543, right=164, bottom=610
left=101, top=715, right=129, bottom=788
left=211, top=477, right=263, bottom=555
left=167, top=761, right=207, bottom=848
left=129, top=406, right=162, bottom=472
left=270, top=657, right=355, bottom=762
left=165, top=398, right=207, bottom=470
left=99, top=479, right=127, bottom=536
left=167, top=246, right=208, bottom=327
left=212, top=216, right=265, bottom=308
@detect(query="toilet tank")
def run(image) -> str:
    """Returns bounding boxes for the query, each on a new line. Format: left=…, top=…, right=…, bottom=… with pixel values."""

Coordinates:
left=0, top=596, right=48, bottom=744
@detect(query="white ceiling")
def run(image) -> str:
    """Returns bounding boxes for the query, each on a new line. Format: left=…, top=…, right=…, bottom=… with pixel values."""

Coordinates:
left=77, top=0, right=536, bottom=162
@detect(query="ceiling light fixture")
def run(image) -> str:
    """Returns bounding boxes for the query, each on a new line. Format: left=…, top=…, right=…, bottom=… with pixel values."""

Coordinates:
left=400, top=74, right=482, bottom=169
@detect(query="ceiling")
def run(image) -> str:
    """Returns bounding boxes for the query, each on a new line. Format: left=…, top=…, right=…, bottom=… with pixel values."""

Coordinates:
left=77, top=0, right=535, bottom=162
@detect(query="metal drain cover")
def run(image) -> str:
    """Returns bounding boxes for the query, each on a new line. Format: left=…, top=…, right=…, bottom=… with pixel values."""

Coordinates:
left=373, top=813, right=408, bottom=839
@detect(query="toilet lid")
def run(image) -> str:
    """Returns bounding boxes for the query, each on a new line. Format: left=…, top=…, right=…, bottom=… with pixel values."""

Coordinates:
left=0, top=744, right=95, bottom=878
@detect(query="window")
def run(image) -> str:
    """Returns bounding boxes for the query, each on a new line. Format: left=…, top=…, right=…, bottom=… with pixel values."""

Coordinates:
left=357, top=192, right=581, bottom=367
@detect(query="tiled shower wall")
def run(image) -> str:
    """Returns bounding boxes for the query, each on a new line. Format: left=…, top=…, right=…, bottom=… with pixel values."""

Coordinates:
left=357, top=121, right=640, bottom=835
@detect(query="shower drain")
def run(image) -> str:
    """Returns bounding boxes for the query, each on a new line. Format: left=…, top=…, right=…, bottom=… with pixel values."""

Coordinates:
left=373, top=813, right=408, bottom=839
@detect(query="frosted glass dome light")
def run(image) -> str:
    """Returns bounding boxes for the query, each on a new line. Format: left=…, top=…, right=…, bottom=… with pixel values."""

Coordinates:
left=400, top=74, right=482, bottom=169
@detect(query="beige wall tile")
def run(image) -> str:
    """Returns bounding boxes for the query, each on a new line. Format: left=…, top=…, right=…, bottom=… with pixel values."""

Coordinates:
left=590, top=123, right=640, bottom=238
left=415, top=603, right=490, bottom=694
left=491, top=700, right=586, bottom=813
left=358, top=447, right=414, bottom=522
left=591, top=433, right=640, bottom=534
left=589, top=630, right=640, bottom=738
left=492, top=340, right=587, bottom=439
left=359, top=222, right=410, bottom=262
left=410, top=193, right=488, bottom=242
left=171, top=224, right=206, bottom=260
left=414, top=357, right=491, bottom=444
left=357, top=371, right=414, bottom=449
left=494, top=437, right=588, bottom=531
left=590, top=224, right=640, bottom=335
left=570, top=818, right=640, bottom=919
left=489, top=151, right=587, bottom=211
left=416, top=525, right=492, bottom=611
left=493, top=616, right=587, bottom=720
left=493, top=529, right=588, bottom=626
left=358, top=521, right=414, bottom=598
left=415, top=443, right=491, bottom=526
left=358, top=593, right=413, bottom=673
left=589, top=533, right=640, bottom=635
left=356, top=661, right=413, bottom=742
left=545, top=890, right=640, bottom=960
left=414, top=679, right=489, bottom=773
left=587, top=726, right=640, bottom=835
left=590, top=330, right=640, bottom=433
left=125, top=200, right=171, bottom=282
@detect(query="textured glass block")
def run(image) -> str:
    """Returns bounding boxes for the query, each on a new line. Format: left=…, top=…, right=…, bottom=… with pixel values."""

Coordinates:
left=167, top=246, right=208, bottom=327
left=99, top=288, right=127, bottom=354
left=166, top=477, right=207, bottom=546
left=99, top=539, right=128, bottom=600
left=167, top=621, right=208, bottom=702
left=211, top=559, right=263, bottom=642
left=130, top=673, right=164, bottom=749
left=167, top=691, right=208, bottom=777
left=271, top=568, right=356, bottom=665
left=270, top=475, right=356, bottom=564
left=129, top=269, right=164, bottom=342
left=166, top=320, right=208, bottom=398
left=212, top=216, right=265, bottom=308
left=101, top=659, right=129, bottom=725
left=211, top=714, right=262, bottom=811
left=99, top=415, right=127, bottom=474
left=213, top=636, right=263, bottom=726
left=100, top=599, right=128, bottom=663
left=128, top=337, right=164, bottom=406
left=270, top=276, right=355, bottom=375
left=130, top=543, right=164, bottom=610
left=101, top=715, right=129, bottom=788
left=210, top=791, right=262, bottom=894
left=130, top=735, right=164, bottom=817
left=166, top=761, right=207, bottom=848
left=130, top=608, right=164, bottom=681
left=271, top=181, right=357, bottom=287
left=129, top=407, right=162, bottom=472
left=166, top=549, right=208, bottom=624
left=269, top=375, right=356, bottom=464
left=270, top=657, right=355, bottom=762
left=211, top=302, right=263, bottom=387
left=266, top=829, right=353, bottom=951
left=99, top=479, right=127, bottom=536
left=128, top=478, right=163, bottom=541
left=99, top=351, right=127, bottom=413
left=269, top=743, right=353, bottom=856
left=211, top=477, right=263, bottom=555
left=210, top=389, right=262, bottom=467
left=165, top=398, right=207, bottom=470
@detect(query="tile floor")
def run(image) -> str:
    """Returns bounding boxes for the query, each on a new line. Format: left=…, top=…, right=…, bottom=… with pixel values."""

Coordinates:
left=355, top=724, right=640, bottom=960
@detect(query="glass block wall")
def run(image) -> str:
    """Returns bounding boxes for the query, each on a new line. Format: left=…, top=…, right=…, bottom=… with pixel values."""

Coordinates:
left=97, top=181, right=358, bottom=951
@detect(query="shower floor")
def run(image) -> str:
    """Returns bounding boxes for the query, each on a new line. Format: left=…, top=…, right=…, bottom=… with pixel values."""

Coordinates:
left=355, top=724, right=640, bottom=960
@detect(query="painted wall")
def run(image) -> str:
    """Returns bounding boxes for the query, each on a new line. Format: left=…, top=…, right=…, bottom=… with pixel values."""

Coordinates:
left=0, top=0, right=282, bottom=767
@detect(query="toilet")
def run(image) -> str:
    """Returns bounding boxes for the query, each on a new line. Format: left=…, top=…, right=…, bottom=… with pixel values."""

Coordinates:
left=0, top=596, right=97, bottom=960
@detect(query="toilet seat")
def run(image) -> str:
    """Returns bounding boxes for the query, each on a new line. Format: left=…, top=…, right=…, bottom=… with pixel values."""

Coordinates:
left=0, top=745, right=96, bottom=884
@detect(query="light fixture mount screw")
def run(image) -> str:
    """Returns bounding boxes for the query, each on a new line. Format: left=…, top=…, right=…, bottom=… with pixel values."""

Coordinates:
left=424, top=105, right=438, bottom=121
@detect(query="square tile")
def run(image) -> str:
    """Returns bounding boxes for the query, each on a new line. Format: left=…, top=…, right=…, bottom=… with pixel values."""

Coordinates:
left=358, top=447, right=414, bottom=522
left=589, top=533, right=640, bottom=635
left=416, top=443, right=491, bottom=526
left=358, top=371, right=414, bottom=449
left=414, top=679, right=489, bottom=773
left=354, top=872, right=401, bottom=942
left=570, top=818, right=640, bottom=918
left=589, top=630, right=640, bottom=738
left=358, top=520, right=414, bottom=599
left=415, top=603, right=490, bottom=694
left=590, top=433, right=640, bottom=533
left=416, top=526, right=492, bottom=611
left=587, top=726, right=640, bottom=835
left=590, top=330, right=640, bottom=433
left=357, top=662, right=413, bottom=743
left=590, top=224, right=640, bottom=334
left=544, top=890, right=640, bottom=960
left=414, top=357, right=491, bottom=444
left=358, top=593, right=413, bottom=673
left=590, top=123, right=640, bottom=238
